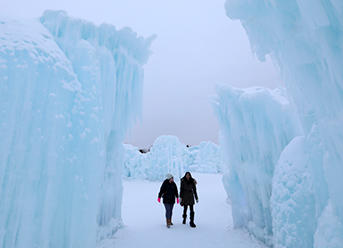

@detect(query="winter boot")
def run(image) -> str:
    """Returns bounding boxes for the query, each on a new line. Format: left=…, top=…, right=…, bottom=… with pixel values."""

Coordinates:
left=166, top=219, right=171, bottom=228
left=190, top=212, right=196, bottom=228
left=170, top=218, right=173, bottom=225
left=182, top=214, right=187, bottom=224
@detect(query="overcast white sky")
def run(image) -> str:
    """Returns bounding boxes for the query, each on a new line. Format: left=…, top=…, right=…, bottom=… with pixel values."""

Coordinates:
left=1, top=0, right=281, bottom=148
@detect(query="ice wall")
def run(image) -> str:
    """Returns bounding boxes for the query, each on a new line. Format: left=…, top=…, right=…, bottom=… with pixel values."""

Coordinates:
left=123, top=144, right=149, bottom=179
left=0, top=11, right=154, bottom=248
left=146, top=135, right=184, bottom=180
left=123, top=136, right=222, bottom=180
left=183, top=141, right=223, bottom=173
left=213, top=85, right=302, bottom=245
left=221, top=0, right=343, bottom=247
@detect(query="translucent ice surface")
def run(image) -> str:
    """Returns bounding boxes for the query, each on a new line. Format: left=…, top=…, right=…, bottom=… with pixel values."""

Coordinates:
left=212, top=85, right=302, bottom=246
left=123, top=135, right=222, bottom=181
left=0, top=10, right=154, bottom=248
left=219, top=0, right=343, bottom=247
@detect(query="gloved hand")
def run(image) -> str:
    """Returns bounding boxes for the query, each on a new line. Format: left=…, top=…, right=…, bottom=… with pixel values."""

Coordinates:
left=177, top=198, right=180, bottom=204
left=196, top=199, right=199, bottom=203
left=158, top=198, right=161, bottom=203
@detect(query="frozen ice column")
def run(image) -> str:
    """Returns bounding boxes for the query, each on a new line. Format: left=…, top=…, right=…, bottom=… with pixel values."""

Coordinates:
left=0, top=11, right=155, bottom=248
left=212, top=85, right=302, bottom=245
left=146, top=135, right=185, bottom=181
left=224, top=0, right=343, bottom=247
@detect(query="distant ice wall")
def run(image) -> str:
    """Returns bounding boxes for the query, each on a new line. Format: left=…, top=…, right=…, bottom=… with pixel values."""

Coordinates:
left=222, top=0, right=343, bottom=247
left=146, top=135, right=184, bottom=181
left=212, top=85, right=302, bottom=246
left=191, top=141, right=224, bottom=173
left=124, top=135, right=184, bottom=181
left=123, top=135, right=222, bottom=180
left=0, top=11, right=154, bottom=248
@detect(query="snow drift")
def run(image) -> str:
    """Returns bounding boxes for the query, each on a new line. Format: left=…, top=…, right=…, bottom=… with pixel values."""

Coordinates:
left=0, top=10, right=154, bottom=248
left=218, top=0, right=343, bottom=247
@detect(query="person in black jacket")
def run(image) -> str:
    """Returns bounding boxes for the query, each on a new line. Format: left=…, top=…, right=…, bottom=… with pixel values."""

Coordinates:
left=180, top=172, right=198, bottom=228
left=158, top=173, right=179, bottom=228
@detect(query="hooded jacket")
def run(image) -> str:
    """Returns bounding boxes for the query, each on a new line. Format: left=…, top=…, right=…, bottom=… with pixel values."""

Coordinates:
left=158, top=179, right=179, bottom=204
left=180, top=178, right=198, bottom=206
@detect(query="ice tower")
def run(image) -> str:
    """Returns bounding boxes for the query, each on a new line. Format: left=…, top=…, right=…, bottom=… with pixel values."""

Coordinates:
left=0, top=10, right=155, bottom=248
left=215, top=0, right=343, bottom=247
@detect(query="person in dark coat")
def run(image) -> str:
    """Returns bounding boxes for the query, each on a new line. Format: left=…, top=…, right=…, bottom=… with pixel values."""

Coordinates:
left=158, top=173, right=179, bottom=228
left=180, top=172, right=198, bottom=228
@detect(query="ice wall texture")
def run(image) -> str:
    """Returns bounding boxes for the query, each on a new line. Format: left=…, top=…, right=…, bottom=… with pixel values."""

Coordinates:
left=222, top=0, right=343, bottom=247
left=213, top=85, right=302, bottom=246
left=123, top=135, right=222, bottom=181
left=184, top=141, right=222, bottom=173
left=0, top=10, right=154, bottom=248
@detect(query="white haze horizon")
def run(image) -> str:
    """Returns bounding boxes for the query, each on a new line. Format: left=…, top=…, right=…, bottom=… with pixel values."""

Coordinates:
left=1, top=0, right=281, bottom=148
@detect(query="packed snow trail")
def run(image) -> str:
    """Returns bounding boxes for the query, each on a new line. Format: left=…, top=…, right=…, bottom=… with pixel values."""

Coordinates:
left=99, top=173, right=267, bottom=248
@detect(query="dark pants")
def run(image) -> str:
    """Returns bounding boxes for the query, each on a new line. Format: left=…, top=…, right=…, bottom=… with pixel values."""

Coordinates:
left=183, top=205, right=194, bottom=216
left=164, top=203, right=174, bottom=219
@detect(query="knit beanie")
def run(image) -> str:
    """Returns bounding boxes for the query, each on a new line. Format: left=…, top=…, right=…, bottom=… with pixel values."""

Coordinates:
left=166, top=173, right=173, bottom=180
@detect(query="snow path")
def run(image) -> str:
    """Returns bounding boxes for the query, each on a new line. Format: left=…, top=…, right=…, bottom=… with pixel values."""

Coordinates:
left=99, top=173, right=267, bottom=248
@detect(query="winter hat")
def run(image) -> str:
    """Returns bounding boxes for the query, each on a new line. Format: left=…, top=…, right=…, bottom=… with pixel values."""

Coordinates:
left=166, top=173, right=173, bottom=180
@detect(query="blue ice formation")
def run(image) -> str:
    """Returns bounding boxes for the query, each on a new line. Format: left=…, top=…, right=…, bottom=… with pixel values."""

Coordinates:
left=212, top=85, right=302, bottom=246
left=218, top=0, right=343, bottom=247
left=184, top=140, right=222, bottom=173
left=0, top=10, right=154, bottom=248
left=123, top=135, right=222, bottom=180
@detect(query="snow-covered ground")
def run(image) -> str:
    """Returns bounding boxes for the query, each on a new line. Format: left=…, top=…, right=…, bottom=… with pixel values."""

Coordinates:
left=99, top=173, right=267, bottom=248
